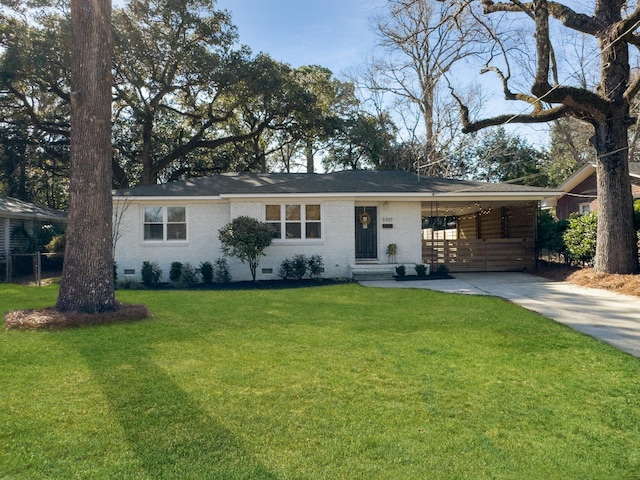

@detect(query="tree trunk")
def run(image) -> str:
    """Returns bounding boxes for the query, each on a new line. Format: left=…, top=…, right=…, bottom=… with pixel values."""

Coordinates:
left=592, top=119, right=639, bottom=274
left=305, top=139, right=315, bottom=174
left=56, top=0, right=116, bottom=313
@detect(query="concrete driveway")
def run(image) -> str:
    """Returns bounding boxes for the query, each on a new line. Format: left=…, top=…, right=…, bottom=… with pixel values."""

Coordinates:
left=359, top=272, right=640, bottom=358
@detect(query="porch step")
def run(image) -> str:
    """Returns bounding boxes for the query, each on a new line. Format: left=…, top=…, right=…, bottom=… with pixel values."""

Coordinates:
left=350, top=264, right=397, bottom=281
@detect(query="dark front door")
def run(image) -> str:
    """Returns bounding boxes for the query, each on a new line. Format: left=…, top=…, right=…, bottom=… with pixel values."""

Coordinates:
left=355, top=206, right=377, bottom=259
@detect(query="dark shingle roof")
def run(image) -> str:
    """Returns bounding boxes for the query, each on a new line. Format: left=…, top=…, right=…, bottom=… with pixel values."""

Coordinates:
left=114, top=170, right=557, bottom=197
left=0, top=197, right=67, bottom=222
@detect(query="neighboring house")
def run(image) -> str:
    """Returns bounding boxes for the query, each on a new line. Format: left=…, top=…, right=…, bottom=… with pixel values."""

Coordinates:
left=113, top=170, right=560, bottom=281
left=543, top=162, right=640, bottom=220
left=0, top=197, right=68, bottom=281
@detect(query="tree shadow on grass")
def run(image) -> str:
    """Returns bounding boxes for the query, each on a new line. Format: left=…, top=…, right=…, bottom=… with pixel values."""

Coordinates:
left=73, top=335, right=276, bottom=479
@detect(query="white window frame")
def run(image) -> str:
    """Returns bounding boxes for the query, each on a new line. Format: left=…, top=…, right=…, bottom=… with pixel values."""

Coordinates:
left=265, top=203, right=323, bottom=241
left=578, top=202, right=591, bottom=214
left=142, top=206, right=188, bottom=242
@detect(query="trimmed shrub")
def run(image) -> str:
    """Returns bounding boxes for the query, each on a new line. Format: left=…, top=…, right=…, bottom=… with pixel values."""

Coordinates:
left=395, top=264, right=406, bottom=277
left=180, top=263, right=200, bottom=286
left=414, top=264, right=428, bottom=277
left=141, top=261, right=162, bottom=287
left=279, top=254, right=325, bottom=280
left=214, top=257, right=231, bottom=284
left=170, top=262, right=183, bottom=282
left=278, top=258, right=294, bottom=280
left=291, top=254, right=308, bottom=280
left=200, top=261, right=214, bottom=284
left=308, top=254, right=324, bottom=279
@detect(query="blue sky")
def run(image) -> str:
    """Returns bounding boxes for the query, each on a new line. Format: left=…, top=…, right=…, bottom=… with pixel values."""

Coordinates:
left=215, top=0, right=380, bottom=76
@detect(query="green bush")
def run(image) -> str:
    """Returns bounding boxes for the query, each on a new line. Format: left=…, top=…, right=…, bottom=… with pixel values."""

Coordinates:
left=200, top=261, right=214, bottom=284
left=395, top=265, right=406, bottom=277
left=308, top=254, right=324, bottom=279
left=278, top=255, right=325, bottom=280
left=563, top=212, right=597, bottom=265
left=538, top=209, right=569, bottom=260
left=141, top=261, right=162, bottom=287
left=45, top=234, right=66, bottom=254
left=436, top=264, right=449, bottom=276
left=414, top=264, right=427, bottom=277
left=180, top=263, right=200, bottom=286
left=170, top=262, right=183, bottom=282
left=278, top=258, right=294, bottom=280
left=291, top=255, right=308, bottom=280
left=214, top=257, right=231, bottom=284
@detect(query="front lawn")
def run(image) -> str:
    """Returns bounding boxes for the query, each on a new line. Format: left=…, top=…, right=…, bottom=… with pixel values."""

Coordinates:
left=1, top=283, right=639, bottom=479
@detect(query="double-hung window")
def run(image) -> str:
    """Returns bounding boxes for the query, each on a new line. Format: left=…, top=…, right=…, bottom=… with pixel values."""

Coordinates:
left=143, top=206, right=187, bottom=241
left=266, top=204, right=321, bottom=240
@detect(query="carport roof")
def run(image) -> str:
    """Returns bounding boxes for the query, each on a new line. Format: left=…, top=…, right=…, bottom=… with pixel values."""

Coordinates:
left=114, top=170, right=559, bottom=198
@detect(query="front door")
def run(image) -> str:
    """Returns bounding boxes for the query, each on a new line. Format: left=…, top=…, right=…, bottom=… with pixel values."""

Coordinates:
left=355, top=206, right=377, bottom=259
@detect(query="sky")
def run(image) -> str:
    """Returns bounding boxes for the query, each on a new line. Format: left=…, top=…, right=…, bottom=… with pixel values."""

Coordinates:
left=215, top=0, right=380, bottom=76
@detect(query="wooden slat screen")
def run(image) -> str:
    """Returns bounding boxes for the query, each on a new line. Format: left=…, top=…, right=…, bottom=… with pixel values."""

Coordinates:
left=423, top=238, right=535, bottom=272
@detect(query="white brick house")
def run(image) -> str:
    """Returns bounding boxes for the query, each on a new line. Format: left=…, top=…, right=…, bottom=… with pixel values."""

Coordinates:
left=113, top=170, right=560, bottom=282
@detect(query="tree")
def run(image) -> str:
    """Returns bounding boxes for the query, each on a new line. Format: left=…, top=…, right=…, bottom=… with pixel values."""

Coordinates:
left=452, top=1, right=640, bottom=274
left=547, top=117, right=594, bottom=187
left=218, top=216, right=273, bottom=281
left=363, top=0, right=481, bottom=176
left=323, top=111, right=397, bottom=171
left=55, top=0, right=116, bottom=313
left=0, top=8, right=71, bottom=207
left=472, top=127, right=549, bottom=186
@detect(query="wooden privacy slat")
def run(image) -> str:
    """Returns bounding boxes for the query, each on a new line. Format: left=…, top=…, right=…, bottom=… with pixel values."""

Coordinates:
left=423, top=238, right=534, bottom=272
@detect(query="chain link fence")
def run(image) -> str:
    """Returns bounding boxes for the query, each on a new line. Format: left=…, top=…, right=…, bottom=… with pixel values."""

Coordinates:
left=1, top=253, right=64, bottom=285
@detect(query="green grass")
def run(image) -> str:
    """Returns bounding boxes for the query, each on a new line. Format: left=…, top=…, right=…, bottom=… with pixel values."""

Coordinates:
left=1, top=283, right=639, bottom=479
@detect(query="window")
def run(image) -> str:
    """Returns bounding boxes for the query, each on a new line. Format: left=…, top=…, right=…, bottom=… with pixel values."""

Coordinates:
left=266, top=204, right=322, bottom=240
left=579, top=203, right=591, bottom=214
left=144, top=206, right=187, bottom=241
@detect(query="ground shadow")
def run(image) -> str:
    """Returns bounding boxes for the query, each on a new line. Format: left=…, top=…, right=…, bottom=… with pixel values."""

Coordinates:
left=71, top=332, right=276, bottom=479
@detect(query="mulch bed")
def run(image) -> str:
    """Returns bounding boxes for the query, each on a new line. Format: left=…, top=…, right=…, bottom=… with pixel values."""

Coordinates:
left=4, top=303, right=152, bottom=330
left=534, top=261, right=640, bottom=298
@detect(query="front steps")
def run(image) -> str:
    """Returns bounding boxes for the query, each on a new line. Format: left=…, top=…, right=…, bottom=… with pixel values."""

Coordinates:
left=350, top=263, right=397, bottom=281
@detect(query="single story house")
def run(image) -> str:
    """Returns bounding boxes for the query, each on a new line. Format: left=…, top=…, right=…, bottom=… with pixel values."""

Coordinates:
left=1, top=197, right=68, bottom=281
left=113, top=170, right=561, bottom=282
left=542, top=162, right=640, bottom=220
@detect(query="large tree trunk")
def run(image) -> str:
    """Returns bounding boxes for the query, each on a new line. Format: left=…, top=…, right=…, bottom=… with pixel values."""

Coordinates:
left=593, top=118, right=639, bottom=274
left=56, top=0, right=116, bottom=313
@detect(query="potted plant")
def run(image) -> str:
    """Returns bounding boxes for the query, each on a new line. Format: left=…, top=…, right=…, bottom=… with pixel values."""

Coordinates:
left=386, top=243, right=398, bottom=263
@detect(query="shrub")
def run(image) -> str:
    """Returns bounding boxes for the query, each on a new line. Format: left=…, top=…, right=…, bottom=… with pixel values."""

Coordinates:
left=278, top=258, right=294, bottom=280
left=200, top=261, right=214, bottom=284
left=308, top=254, right=324, bottom=279
left=180, top=263, right=200, bottom=286
left=219, top=216, right=273, bottom=281
left=279, top=255, right=325, bottom=281
left=214, top=257, right=231, bottom=284
left=45, top=234, right=66, bottom=254
left=538, top=209, right=569, bottom=261
left=395, top=264, right=406, bottom=277
left=141, top=261, right=162, bottom=287
left=170, top=262, right=183, bottom=282
left=436, top=264, right=449, bottom=276
left=414, top=264, right=428, bottom=277
left=563, top=212, right=597, bottom=265
left=291, top=254, right=308, bottom=280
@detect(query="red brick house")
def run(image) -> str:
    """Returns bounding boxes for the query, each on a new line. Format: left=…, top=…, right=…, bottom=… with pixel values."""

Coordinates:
left=543, top=163, right=640, bottom=220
